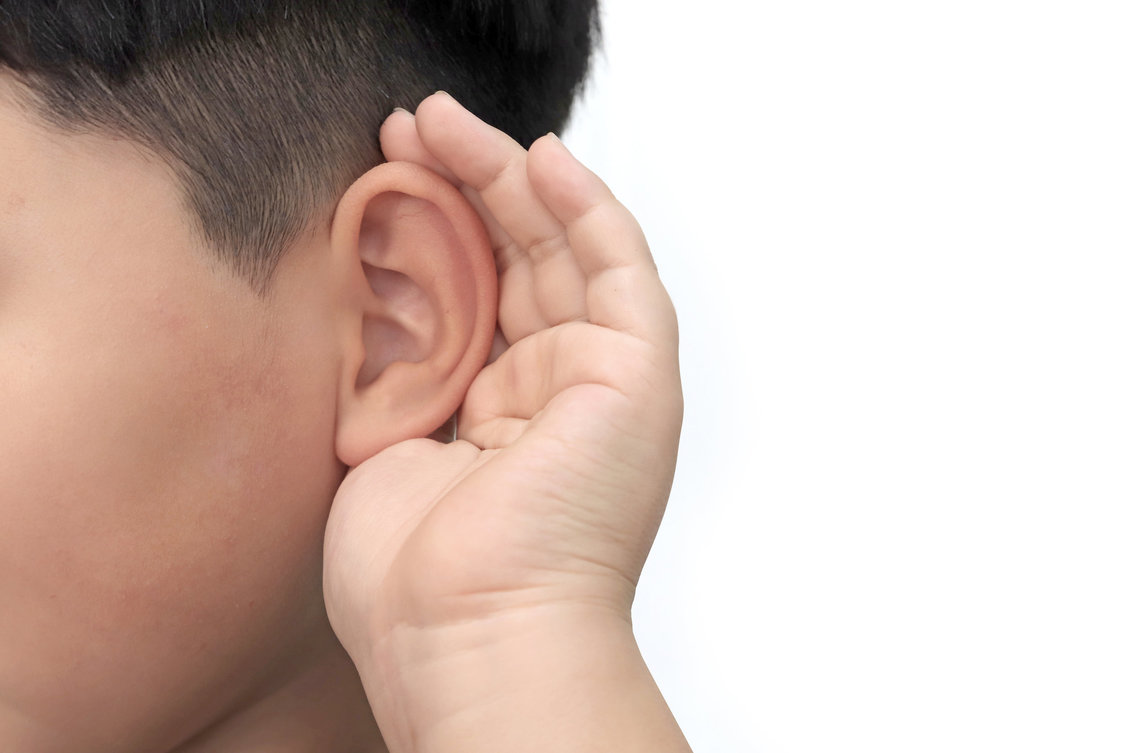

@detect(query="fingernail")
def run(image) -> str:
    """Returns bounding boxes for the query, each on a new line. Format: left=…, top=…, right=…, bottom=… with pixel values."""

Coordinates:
left=392, top=107, right=411, bottom=115
left=548, top=132, right=572, bottom=154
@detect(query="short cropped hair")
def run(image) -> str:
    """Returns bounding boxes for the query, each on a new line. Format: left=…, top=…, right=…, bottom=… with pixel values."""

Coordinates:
left=0, top=1, right=599, bottom=291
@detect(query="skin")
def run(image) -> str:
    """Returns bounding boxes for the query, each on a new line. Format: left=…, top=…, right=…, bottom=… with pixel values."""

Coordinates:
left=329, top=94, right=691, bottom=752
left=0, top=74, right=385, bottom=752
left=1, top=66, right=689, bottom=752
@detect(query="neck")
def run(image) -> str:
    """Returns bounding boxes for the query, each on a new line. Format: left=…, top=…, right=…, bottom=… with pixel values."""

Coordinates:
left=172, top=630, right=386, bottom=753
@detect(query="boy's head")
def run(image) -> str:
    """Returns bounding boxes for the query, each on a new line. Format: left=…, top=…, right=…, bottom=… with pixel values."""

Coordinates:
left=0, top=1, right=597, bottom=749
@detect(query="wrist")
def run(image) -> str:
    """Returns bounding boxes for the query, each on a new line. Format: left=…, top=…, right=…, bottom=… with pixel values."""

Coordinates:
left=359, top=605, right=688, bottom=753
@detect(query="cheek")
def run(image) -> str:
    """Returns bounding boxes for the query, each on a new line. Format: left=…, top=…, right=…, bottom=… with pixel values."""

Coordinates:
left=0, top=280, right=345, bottom=742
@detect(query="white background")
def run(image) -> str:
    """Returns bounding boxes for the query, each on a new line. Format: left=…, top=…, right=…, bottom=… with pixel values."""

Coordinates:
left=565, top=2, right=1130, bottom=751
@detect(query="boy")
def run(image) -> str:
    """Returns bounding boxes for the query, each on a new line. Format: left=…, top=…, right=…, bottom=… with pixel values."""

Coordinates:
left=0, top=1, right=687, bottom=751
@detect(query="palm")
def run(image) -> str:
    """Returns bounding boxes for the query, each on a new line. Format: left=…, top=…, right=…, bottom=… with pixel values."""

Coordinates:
left=323, top=95, right=681, bottom=655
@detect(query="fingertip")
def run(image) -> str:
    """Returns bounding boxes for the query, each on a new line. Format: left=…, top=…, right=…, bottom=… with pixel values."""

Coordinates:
left=528, top=135, right=607, bottom=219
left=545, top=132, right=571, bottom=154
left=530, top=131, right=566, bottom=155
left=378, top=109, right=414, bottom=148
left=382, top=107, right=415, bottom=127
left=378, top=114, right=456, bottom=180
left=414, top=92, right=515, bottom=184
left=417, top=90, right=462, bottom=119
left=379, top=108, right=415, bottom=150
left=414, top=92, right=462, bottom=145
left=528, top=133, right=569, bottom=180
left=530, top=132, right=587, bottom=176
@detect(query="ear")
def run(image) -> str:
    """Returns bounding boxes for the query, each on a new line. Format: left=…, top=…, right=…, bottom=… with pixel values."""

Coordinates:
left=331, top=162, right=497, bottom=467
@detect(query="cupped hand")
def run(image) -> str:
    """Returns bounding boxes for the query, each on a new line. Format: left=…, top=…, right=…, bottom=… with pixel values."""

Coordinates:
left=322, top=93, right=682, bottom=670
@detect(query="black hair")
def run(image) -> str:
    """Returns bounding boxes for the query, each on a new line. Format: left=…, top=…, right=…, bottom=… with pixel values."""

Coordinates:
left=0, top=0, right=600, bottom=290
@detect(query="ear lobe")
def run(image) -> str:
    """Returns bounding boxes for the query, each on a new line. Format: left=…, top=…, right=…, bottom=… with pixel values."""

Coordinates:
left=333, top=162, right=497, bottom=467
